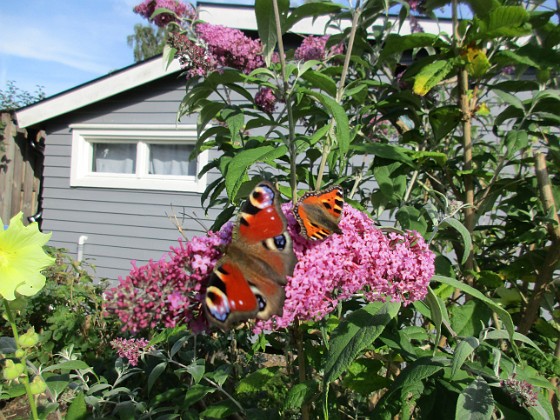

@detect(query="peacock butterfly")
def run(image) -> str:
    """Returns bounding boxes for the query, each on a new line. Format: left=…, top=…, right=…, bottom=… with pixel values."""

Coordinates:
left=294, top=185, right=344, bottom=241
left=204, top=181, right=296, bottom=330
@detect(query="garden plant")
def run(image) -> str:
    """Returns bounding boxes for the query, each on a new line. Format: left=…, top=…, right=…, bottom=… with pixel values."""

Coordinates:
left=1, top=0, right=560, bottom=418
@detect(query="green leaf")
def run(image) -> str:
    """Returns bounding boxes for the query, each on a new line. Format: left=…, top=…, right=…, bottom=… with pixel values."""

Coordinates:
left=256, top=0, right=289, bottom=65
left=66, top=391, right=87, bottom=420
left=200, top=400, right=239, bottom=418
left=413, top=60, right=454, bottom=96
left=486, top=6, right=531, bottom=38
left=225, top=145, right=288, bottom=200
left=284, top=2, right=341, bottom=32
left=380, top=33, right=441, bottom=60
left=455, top=377, right=494, bottom=420
left=162, top=44, right=176, bottom=71
left=223, top=107, right=244, bottom=144
left=429, top=106, right=462, bottom=142
left=198, top=101, right=225, bottom=136
left=305, top=90, right=350, bottom=156
left=284, top=380, right=318, bottom=410
left=450, top=300, right=491, bottom=337
left=324, top=301, right=400, bottom=384
left=184, top=384, right=216, bottom=408
left=301, top=70, right=337, bottom=97
left=236, top=367, right=279, bottom=394
left=483, top=330, right=544, bottom=356
left=451, top=337, right=480, bottom=379
left=465, top=0, right=500, bottom=18
left=384, top=357, right=449, bottom=400
left=432, top=275, right=516, bottom=347
left=354, top=143, right=414, bottom=165
left=505, top=130, right=528, bottom=159
left=396, top=206, right=428, bottom=235
left=493, top=89, right=525, bottom=112
left=186, top=359, right=205, bottom=384
left=42, top=360, right=90, bottom=373
left=148, top=362, right=167, bottom=394
left=440, top=218, right=472, bottom=265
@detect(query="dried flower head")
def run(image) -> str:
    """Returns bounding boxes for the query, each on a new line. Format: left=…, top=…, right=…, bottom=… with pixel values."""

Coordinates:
left=501, top=376, right=539, bottom=408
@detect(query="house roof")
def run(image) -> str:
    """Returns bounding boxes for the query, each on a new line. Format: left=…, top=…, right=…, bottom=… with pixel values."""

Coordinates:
left=16, top=1, right=452, bottom=129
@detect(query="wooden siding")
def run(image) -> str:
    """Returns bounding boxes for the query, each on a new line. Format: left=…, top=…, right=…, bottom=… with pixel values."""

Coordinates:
left=41, top=75, right=225, bottom=281
left=0, top=113, right=43, bottom=223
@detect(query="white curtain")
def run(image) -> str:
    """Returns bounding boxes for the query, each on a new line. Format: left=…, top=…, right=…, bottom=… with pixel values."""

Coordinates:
left=93, top=143, right=136, bottom=174
left=149, top=144, right=196, bottom=176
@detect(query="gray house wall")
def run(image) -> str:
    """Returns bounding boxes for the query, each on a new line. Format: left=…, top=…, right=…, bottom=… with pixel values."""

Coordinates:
left=41, top=74, right=225, bottom=281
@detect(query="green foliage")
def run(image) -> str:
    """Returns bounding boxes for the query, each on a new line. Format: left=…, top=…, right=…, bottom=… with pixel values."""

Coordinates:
left=3, top=0, right=560, bottom=418
left=0, top=80, right=45, bottom=110
left=127, top=23, right=168, bottom=62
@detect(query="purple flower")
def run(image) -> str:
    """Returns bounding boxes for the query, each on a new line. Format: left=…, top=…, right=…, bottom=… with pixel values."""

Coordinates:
left=106, top=202, right=434, bottom=335
left=133, top=0, right=195, bottom=28
left=294, top=35, right=344, bottom=62
left=195, top=23, right=265, bottom=74
left=104, top=223, right=233, bottom=334
left=255, top=87, right=277, bottom=114
left=254, top=204, right=434, bottom=332
left=110, top=337, right=154, bottom=366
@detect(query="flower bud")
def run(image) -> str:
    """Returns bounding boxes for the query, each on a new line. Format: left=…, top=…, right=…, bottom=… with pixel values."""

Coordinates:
left=17, top=327, right=39, bottom=348
left=3, top=359, right=24, bottom=380
left=29, top=376, right=47, bottom=395
left=15, top=349, right=25, bottom=358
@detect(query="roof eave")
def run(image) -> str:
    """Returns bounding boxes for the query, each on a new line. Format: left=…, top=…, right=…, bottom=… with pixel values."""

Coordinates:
left=16, top=57, right=182, bottom=129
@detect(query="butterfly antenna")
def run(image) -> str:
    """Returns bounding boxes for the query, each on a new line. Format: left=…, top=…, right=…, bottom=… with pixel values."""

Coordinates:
left=166, top=205, right=211, bottom=239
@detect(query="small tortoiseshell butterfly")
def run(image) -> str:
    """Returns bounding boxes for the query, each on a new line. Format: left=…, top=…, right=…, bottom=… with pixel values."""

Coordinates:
left=294, top=185, right=344, bottom=241
left=204, top=181, right=296, bottom=330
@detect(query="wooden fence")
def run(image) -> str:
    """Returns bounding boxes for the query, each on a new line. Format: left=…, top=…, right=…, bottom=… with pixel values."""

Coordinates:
left=0, top=112, right=43, bottom=225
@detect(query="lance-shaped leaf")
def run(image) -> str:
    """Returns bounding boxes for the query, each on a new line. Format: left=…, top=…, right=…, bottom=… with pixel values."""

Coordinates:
left=455, top=377, right=494, bottom=420
left=324, top=301, right=400, bottom=385
left=256, top=0, right=289, bottom=66
left=224, top=145, right=288, bottom=200
left=413, top=60, right=454, bottom=97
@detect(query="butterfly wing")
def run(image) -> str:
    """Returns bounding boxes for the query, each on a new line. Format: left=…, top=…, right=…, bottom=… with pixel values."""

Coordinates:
left=294, top=186, right=344, bottom=241
left=204, top=181, right=296, bottom=330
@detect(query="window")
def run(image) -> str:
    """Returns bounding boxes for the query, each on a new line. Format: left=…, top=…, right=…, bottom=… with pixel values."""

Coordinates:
left=70, top=125, right=208, bottom=192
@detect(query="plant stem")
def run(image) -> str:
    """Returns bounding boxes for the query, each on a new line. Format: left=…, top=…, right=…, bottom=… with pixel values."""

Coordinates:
left=452, top=0, right=475, bottom=294
left=316, top=2, right=361, bottom=190
left=3, top=299, right=39, bottom=420
left=518, top=153, right=560, bottom=334
left=271, top=0, right=298, bottom=203
left=292, top=320, right=310, bottom=420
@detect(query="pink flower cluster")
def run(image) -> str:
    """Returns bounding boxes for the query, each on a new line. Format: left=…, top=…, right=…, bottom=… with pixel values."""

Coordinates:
left=106, top=201, right=434, bottom=335
left=255, top=87, right=277, bottom=114
left=294, top=35, right=344, bottom=61
left=110, top=337, right=154, bottom=366
left=133, top=0, right=195, bottom=27
left=254, top=204, right=434, bottom=332
left=195, top=23, right=265, bottom=74
left=104, top=223, right=233, bottom=333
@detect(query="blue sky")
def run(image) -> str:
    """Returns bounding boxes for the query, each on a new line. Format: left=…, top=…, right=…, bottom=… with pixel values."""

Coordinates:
left=0, top=0, right=153, bottom=98
left=1, top=1, right=557, bottom=100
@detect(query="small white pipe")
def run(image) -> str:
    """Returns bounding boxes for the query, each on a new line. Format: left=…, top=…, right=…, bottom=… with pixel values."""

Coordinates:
left=77, top=235, right=88, bottom=262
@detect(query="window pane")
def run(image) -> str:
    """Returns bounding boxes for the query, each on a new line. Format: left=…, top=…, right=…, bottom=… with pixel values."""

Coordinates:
left=149, top=144, right=196, bottom=176
left=92, top=143, right=136, bottom=174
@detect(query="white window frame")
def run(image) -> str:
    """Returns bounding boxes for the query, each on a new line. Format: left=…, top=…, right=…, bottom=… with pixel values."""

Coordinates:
left=70, top=124, right=208, bottom=192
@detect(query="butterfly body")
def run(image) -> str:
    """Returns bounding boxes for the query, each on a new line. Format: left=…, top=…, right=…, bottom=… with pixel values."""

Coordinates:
left=204, top=181, right=296, bottom=330
left=294, top=186, right=344, bottom=241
